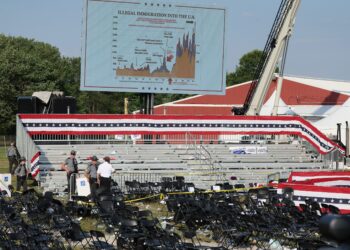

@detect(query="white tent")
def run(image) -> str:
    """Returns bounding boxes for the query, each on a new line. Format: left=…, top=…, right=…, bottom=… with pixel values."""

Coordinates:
left=260, top=90, right=296, bottom=116
left=313, top=98, right=350, bottom=142
left=32, top=91, right=64, bottom=104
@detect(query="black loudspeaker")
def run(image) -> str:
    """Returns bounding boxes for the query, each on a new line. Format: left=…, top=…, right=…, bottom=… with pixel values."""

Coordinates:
left=51, top=97, right=76, bottom=114
left=17, top=96, right=38, bottom=114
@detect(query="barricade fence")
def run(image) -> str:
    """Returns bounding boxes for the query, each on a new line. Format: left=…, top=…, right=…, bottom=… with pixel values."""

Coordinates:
left=65, top=171, right=264, bottom=204
left=112, top=172, right=163, bottom=193
left=69, top=172, right=209, bottom=195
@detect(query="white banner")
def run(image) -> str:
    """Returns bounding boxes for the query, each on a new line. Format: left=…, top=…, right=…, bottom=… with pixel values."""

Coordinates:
left=229, top=146, right=267, bottom=155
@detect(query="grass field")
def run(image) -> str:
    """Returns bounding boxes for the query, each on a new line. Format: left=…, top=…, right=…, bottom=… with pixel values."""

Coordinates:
left=0, top=146, right=7, bottom=173
left=0, top=146, right=38, bottom=190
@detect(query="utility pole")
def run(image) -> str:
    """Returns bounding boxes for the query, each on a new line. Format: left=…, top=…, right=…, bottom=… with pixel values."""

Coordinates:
left=346, top=121, right=349, bottom=156
left=140, top=93, right=154, bottom=144
left=124, top=98, right=129, bottom=114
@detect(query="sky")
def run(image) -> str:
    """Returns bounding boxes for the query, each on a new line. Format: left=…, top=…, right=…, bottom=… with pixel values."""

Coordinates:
left=0, top=0, right=349, bottom=81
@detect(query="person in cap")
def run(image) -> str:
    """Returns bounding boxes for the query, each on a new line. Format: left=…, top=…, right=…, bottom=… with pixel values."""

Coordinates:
left=14, top=156, right=28, bottom=192
left=97, top=156, right=115, bottom=196
left=7, top=142, right=20, bottom=174
left=61, top=150, right=78, bottom=193
left=84, top=155, right=100, bottom=201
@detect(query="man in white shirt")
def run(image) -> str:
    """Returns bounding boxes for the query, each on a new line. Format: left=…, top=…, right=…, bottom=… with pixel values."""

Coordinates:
left=97, top=156, right=115, bottom=195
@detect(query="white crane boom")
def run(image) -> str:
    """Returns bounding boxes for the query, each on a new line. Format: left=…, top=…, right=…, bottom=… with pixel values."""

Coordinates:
left=232, top=0, right=301, bottom=116
left=247, top=0, right=300, bottom=115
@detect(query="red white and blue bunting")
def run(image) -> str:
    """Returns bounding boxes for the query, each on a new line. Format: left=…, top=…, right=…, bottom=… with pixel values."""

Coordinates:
left=30, top=151, right=40, bottom=178
left=19, top=114, right=344, bottom=155
left=278, top=171, right=350, bottom=214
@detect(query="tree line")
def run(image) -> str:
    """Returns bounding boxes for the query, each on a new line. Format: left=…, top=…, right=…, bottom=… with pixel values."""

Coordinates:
left=0, top=34, right=262, bottom=134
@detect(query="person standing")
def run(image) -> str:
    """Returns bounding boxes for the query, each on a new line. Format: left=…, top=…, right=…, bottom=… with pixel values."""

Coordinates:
left=14, top=157, right=28, bottom=192
left=7, top=142, right=20, bottom=174
left=84, top=155, right=100, bottom=201
left=61, top=150, right=78, bottom=193
left=97, top=156, right=114, bottom=196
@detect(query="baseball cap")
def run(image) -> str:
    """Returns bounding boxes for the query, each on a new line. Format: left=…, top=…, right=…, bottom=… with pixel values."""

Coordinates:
left=91, top=155, right=98, bottom=161
left=20, top=156, right=26, bottom=161
left=70, top=150, right=76, bottom=155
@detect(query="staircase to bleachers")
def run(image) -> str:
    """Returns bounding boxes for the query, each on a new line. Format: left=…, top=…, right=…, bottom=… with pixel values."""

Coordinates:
left=37, top=142, right=326, bottom=193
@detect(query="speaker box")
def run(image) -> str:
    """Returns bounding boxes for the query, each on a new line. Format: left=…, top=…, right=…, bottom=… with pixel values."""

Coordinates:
left=51, top=96, right=76, bottom=114
left=17, top=96, right=38, bottom=114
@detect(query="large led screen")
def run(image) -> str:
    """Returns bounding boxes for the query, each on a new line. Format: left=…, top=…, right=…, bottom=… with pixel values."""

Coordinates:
left=81, top=0, right=226, bottom=95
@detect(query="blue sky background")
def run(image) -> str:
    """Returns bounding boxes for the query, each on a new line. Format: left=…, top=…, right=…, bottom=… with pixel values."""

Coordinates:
left=0, top=0, right=349, bottom=81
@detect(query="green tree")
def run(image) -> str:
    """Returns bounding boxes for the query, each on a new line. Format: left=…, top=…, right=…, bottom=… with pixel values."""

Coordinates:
left=154, top=93, right=190, bottom=107
left=0, top=35, right=66, bottom=133
left=0, top=34, right=198, bottom=134
left=227, top=49, right=263, bottom=86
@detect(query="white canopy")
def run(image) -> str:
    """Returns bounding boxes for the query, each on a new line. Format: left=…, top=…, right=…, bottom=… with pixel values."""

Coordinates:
left=260, top=90, right=296, bottom=116
left=313, top=98, right=350, bottom=141
left=32, top=91, right=63, bottom=104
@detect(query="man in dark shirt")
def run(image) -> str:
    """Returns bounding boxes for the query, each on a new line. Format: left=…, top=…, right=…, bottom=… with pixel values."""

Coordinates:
left=14, top=157, right=28, bottom=192
left=7, top=142, right=20, bottom=174
left=84, top=155, right=100, bottom=202
left=61, top=150, right=78, bottom=193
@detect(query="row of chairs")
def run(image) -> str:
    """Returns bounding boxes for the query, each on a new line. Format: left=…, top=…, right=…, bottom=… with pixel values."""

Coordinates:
left=93, top=193, right=224, bottom=249
left=1, top=183, right=345, bottom=249
left=0, top=190, right=114, bottom=249
left=164, top=189, right=343, bottom=249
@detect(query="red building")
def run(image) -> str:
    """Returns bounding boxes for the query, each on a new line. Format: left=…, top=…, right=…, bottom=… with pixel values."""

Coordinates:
left=151, top=76, right=350, bottom=140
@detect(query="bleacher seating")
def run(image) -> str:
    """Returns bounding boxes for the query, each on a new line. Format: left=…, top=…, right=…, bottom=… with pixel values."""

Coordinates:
left=37, top=143, right=325, bottom=193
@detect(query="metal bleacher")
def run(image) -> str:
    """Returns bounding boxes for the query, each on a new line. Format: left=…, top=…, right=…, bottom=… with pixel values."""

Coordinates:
left=37, top=141, right=326, bottom=193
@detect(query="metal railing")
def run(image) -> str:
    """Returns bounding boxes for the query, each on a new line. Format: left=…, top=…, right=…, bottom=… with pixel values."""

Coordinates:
left=198, top=144, right=214, bottom=170
left=69, top=173, right=82, bottom=201
left=198, top=145, right=227, bottom=182
left=185, top=132, right=227, bottom=182
left=31, top=133, right=299, bottom=145
left=112, top=172, right=163, bottom=193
